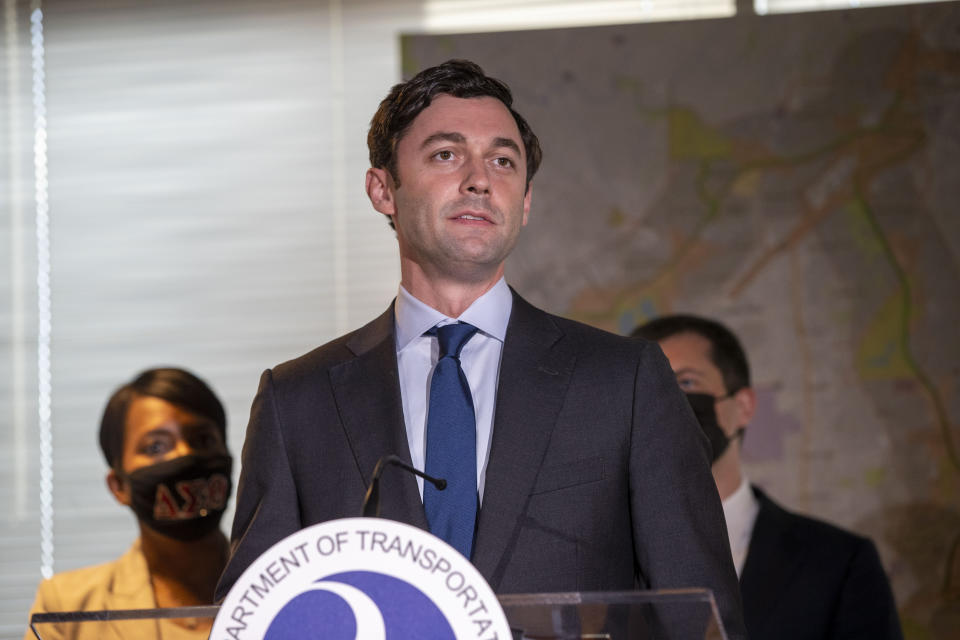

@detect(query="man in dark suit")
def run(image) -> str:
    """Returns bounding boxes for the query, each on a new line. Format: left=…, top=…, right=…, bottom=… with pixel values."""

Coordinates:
left=216, top=60, right=746, bottom=638
left=635, top=314, right=903, bottom=639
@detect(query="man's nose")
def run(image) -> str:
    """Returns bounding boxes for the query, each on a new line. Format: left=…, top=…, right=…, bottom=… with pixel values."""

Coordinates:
left=461, top=155, right=490, bottom=195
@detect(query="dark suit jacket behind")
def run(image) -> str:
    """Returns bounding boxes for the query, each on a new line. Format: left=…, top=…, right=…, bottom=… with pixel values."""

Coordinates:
left=741, top=487, right=902, bottom=640
left=216, top=291, right=747, bottom=638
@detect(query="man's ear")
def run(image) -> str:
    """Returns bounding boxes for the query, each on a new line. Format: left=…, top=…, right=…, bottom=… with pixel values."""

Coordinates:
left=366, top=168, right=396, bottom=218
left=732, top=386, right=757, bottom=427
left=521, top=182, right=532, bottom=226
left=106, top=469, right=131, bottom=507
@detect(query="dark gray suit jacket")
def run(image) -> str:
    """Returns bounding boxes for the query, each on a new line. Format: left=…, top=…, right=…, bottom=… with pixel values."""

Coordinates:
left=216, top=291, right=746, bottom=638
left=741, top=487, right=902, bottom=640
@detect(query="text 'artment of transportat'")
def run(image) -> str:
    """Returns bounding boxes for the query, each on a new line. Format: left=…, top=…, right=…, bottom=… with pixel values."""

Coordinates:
left=215, top=521, right=507, bottom=640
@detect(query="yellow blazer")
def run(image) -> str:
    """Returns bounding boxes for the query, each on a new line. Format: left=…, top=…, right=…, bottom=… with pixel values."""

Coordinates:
left=24, top=539, right=210, bottom=640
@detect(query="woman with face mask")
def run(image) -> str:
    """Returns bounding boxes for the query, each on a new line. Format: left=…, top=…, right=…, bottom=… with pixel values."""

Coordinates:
left=24, top=367, right=233, bottom=640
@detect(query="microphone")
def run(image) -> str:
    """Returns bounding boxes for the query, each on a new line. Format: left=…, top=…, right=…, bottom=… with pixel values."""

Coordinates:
left=362, top=454, right=446, bottom=518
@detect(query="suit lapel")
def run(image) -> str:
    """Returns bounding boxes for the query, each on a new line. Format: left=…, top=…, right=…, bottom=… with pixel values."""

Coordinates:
left=471, top=292, right=575, bottom=589
left=739, top=488, right=804, bottom=635
left=329, top=305, right=428, bottom=529
left=107, top=541, right=158, bottom=639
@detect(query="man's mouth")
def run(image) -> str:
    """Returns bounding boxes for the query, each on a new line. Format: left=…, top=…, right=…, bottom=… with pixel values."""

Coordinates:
left=446, top=198, right=497, bottom=224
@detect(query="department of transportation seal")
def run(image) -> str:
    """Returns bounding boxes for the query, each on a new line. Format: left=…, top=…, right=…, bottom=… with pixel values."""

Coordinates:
left=211, top=517, right=511, bottom=640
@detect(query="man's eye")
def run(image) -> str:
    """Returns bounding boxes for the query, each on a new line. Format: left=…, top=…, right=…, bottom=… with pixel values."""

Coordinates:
left=494, top=157, right=514, bottom=168
left=677, top=378, right=696, bottom=390
left=435, top=150, right=453, bottom=161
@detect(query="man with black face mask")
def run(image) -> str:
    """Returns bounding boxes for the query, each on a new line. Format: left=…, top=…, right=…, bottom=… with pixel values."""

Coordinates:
left=23, top=367, right=233, bottom=640
left=633, top=315, right=902, bottom=640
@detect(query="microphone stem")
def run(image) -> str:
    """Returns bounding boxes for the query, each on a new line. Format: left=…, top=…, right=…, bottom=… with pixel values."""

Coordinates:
left=362, top=454, right=446, bottom=518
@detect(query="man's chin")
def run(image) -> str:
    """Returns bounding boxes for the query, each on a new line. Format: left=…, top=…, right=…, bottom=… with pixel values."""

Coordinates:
left=454, top=234, right=518, bottom=263
left=403, top=236, right=516, bottom=284
left=431, top=250, right=508, bottom=285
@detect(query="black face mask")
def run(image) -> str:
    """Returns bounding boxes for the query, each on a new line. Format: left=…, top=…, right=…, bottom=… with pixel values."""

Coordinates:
left=685, top=392, right=744, bottom=464
left=124, top=453, right=233, bottom=542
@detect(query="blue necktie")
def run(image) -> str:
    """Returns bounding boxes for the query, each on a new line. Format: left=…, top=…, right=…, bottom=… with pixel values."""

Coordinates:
left=423, top=322, right=479, bottom=559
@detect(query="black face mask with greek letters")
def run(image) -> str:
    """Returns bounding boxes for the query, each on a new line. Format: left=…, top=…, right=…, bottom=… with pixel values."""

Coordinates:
left=124, top=453, right=232, bottom=541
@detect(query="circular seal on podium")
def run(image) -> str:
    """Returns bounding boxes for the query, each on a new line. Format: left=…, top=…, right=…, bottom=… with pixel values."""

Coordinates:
left=212, top=517, right=511, bottom=640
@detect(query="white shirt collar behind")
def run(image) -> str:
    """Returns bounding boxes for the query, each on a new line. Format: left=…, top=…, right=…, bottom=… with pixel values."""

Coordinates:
left=721, top=472, right=760, bottom=578
left=395, top=277, right=513, bottom=349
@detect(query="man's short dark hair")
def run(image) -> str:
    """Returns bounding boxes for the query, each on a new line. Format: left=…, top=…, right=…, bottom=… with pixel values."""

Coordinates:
left=367, top=59, right=542, bottom=191
left=98, top=367, right=226, bottom=471
left=632, top=315, right=751, bottom=395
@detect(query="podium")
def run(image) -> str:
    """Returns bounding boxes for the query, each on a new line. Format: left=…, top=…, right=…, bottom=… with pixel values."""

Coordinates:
left=29, top=517, right=731, bottom=639
left=499, top=589, right=727, bottom=639
left=29, top=589, right=728, bottom=639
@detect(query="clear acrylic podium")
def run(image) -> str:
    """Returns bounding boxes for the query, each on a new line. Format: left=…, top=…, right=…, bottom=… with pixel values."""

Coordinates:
left=498, top=589, right=728, bottom=639
left=29, top=589, right=728, bottom=639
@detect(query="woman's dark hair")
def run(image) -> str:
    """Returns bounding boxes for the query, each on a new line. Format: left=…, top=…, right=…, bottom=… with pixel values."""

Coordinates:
left=98, top=367, right=226, bottom=471
left=367, top=59, right=542, bottom=191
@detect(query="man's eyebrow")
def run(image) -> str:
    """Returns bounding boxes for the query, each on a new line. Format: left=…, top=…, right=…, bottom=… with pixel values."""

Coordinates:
left=420, top=132, right=465, bottom=149
left=419, top=132, right=522, bottom=156
left=673, top=366, right=705, bottom=378
left=492, top=137, right=522, bottom=155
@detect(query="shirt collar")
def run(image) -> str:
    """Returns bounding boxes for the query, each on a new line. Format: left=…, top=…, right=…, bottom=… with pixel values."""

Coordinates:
left=722, top=473, right=759, bottom=542
left=394, top=278, right=513, bottom=352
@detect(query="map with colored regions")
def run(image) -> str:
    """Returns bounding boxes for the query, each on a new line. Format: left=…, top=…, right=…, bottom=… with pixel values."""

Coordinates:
left=405, top=4, right=960, bottom=637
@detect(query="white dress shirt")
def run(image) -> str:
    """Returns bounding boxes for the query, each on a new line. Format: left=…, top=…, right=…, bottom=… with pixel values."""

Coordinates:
left=721, top=473, right=761, bottom=577
left=394, top=278, right=512, bottom=503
